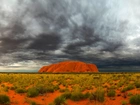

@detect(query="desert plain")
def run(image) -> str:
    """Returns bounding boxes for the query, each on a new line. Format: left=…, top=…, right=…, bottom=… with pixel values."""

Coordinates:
left=0, top=73, right=140, bottom=105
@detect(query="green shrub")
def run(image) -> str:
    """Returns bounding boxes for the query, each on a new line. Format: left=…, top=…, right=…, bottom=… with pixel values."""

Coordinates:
left=91, top=88, right=105, bottom=102
left=121, top=100, right=128, bottom=105
left=53, top=85, right=60, bottom=91
left=0, top=94, right=10, bottom=104
left=1, top=84, right=5, bottom=87
left=135, top=82, right=140, bottom=88
left=54, top=96, right=66, bottom=105
left=107, top=89, right=116, bottom=97
left=16, top=88, right=26, bottom=93
left=10, top=86, right=17, bottom=90
left=121, top=87, right=127, bottom=93
left=70, top=92, right=85, bottom=101
left=84, top=92, right=90, bottom=99
left=89, top=93, right=96, bottom=100
left=127, top=84, right=135, bottom=90
left=37, top=85, right=58, bottom=93
left=60, top=88, right=69, bottom=93
left=127, top=92, right=133, bottom=96
left=109, top=86, right=116, bottom=89
left=48, top=103, right=55, bottom=105
left=59, top=89, right=67, bottom=93
left=117, top=82, right=124, bottom=88
left=129, top=94, right=140, bottom=105
left=121, top=84, right=135, bottom=93
left=61, top=92, right=71, bottom=99
left=35, top=85, right=47, bottom=94
left=46, top=87, right=55, bottom=93
left=27, top=87, right=39, bottom=97
left=4, top=87, right=9, bottom=92
left=30, top=101, right=37, bottom=105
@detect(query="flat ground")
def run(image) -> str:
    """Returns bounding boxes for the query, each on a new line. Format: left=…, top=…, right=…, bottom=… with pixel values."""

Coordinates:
left=0, top=73, right=140, bottom=105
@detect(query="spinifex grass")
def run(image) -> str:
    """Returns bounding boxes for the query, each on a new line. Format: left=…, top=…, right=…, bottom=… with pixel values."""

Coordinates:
left=0, top=73, right=140, bottom=104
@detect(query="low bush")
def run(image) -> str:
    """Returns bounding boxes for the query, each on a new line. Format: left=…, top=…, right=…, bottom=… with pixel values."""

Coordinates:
left=35, top=85, right=47, bottom=94
left=46, top=87, right=55, bottom=93
left=53, top=85, right=60, bottom=91
left=127, top=84, right=135, bottom=90
left=121, top=84, right=135, bottom=93
left=107, top=89, right=116, bottom=97
left=4, top=86, right=9, bottom=92
left=70, top=92, right=84, bottom=101
left=10, top=86, right=17, bottom=90
left=127, top=92, right=133, bottom=96
left=0, top=94, right=10, bottom=104
left=95, top=88, right=105, bottom=102
left=30, top=101, right=37, bottom=105
left=89, top=93, right=96, bottom=100
left=89, top=88, right=105, bottom=102
left=109, top=86, right=116, bottom=90
left=59, top=89, right=69, bottom=93
left=117, top=82, right=124, bottom=88
left=121, top=87, right=128, bottom=93
left=135, top=82, right=140, bottom=88
left=61, top=92, right=71, bottom=99
left=121, top=100, right=128, bottom=105
left=54, top=96, right=66, bottom=105
left=84, top=92, right=90, bottom=99
left=1, top=84, right=5, bottom=87
left=35, top=84, right=57, bottom=94
left=27, top=87, right=39, bottom=97
left=16, top=88, right=26, bottom=93
left=129, top=94, right=140, bottom=105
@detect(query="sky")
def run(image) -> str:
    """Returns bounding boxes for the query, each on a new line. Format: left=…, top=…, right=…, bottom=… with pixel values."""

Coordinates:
left=0, top=0, right=140, bottom=72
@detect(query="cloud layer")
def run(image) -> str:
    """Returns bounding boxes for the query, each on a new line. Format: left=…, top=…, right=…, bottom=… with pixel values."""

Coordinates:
left=0, top=0, right=140, bottom=71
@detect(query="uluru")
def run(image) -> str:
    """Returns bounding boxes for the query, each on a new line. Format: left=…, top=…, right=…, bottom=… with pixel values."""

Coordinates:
left=38, top=61, right=98, bottom=73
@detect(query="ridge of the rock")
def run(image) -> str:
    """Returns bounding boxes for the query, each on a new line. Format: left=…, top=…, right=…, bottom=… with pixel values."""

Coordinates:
left=38, top=60, right=98, bottom=73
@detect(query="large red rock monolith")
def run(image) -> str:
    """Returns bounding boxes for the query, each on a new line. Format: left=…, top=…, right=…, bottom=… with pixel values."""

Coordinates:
left=38, top=61, right=98, bottom=73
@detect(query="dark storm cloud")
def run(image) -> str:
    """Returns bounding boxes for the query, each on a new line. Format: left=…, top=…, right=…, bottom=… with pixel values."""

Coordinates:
left=64, top=25, right=102, bottom=55
left=0, top=37, right=28, bottom=53
left=101, top=41, right=124, bottom=52
left=0, top=0, right=140, bottom=71
left=98, top=58, right=140, bottom=69
left=28, top=33, right=62, bottom=51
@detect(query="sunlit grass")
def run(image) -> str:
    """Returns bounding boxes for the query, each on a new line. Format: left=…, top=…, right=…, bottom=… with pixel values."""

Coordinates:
left=0, top=72, right=140, bottom=104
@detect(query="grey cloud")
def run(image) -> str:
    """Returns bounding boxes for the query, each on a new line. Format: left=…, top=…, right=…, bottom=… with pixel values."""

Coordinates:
left=0, top=0, right=140, bottom=71
left=0, top=37, right=28, bottom=53
left=28, top=33, right=62, bottom=51
left=63, top=25, right=101, bottom=54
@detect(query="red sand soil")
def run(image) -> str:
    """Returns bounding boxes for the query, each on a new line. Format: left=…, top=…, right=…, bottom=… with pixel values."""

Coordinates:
left=1, top=82, right=61, bottom=105
left=7, top=90, right=61, bottom=105
left=2, top=82, right=140, bottom=105
left=39, top=60, right=98, bottom=73
left=27, top=91, right=61, bottom=105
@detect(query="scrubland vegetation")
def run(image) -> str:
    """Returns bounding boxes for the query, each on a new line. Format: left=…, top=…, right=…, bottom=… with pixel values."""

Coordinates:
left=0, top=73, right=140, bottom=105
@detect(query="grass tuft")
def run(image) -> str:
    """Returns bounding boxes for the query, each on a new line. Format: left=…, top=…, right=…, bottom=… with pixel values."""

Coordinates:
left=27, top=87, right=39, bottom=97
left=0, top=94, right=10, bottom=104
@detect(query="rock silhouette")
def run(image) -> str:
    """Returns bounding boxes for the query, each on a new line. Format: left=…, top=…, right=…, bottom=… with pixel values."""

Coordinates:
left=38, top=61, right=98, bottom=73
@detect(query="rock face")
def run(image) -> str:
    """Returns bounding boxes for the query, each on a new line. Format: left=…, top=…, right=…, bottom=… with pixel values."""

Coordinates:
left=38, top=61, right=98, bottom=73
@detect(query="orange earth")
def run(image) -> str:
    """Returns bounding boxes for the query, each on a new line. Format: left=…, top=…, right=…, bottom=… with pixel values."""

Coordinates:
left=1, top=82, right=140, bottom=105
left=39, top=60, right=98, bottom=73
